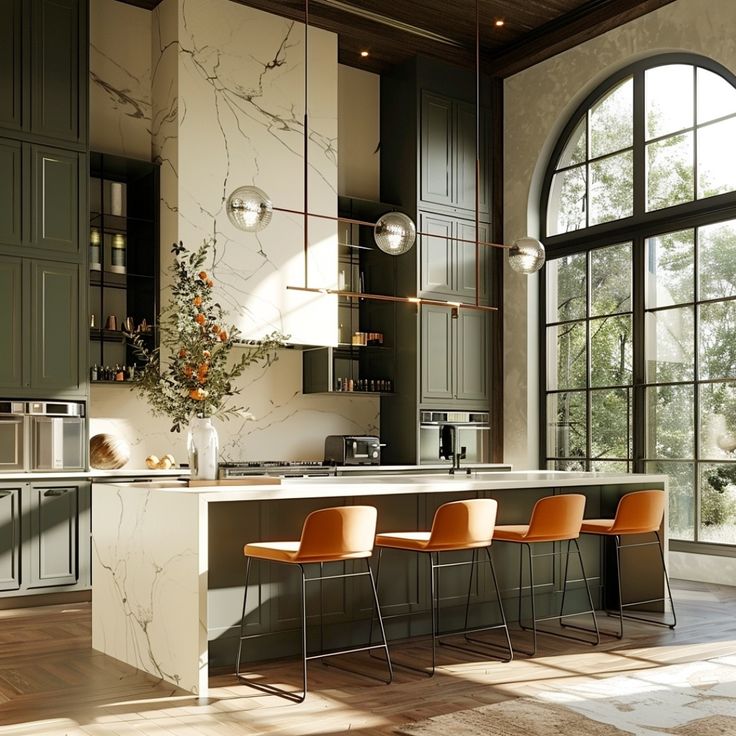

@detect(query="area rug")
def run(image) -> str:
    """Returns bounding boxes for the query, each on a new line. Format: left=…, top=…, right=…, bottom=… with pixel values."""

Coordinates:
left=396, top=655, right=736, bottom=736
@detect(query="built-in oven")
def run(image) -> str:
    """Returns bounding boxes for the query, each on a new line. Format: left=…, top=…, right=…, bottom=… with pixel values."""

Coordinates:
left=419, top=410, right=491, bottom=465
left=0, top=402, right=27, bottom=472
left=27, top=401, right=85, bottom=472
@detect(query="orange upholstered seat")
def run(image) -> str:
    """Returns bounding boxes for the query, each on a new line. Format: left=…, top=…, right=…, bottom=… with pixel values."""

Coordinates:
left=376, top=498, right=498, bottom=552
left=578, top=489, right=675, bottom=638
left=244, top=505, right=377, bottom=564
left=494, top=494, right=586, bottom=543
left=237, top=505, right=392, bottom=701
left=373, top=498, right=512, bottom=674
left=491, top=493, right=599, bottom=655
left=580, top=490, right=665, bottom=536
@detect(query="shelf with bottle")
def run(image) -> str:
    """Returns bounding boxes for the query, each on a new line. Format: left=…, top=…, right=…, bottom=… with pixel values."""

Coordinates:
left=90, top=363, right=141, bottom=383
left=334, top=377, right=394, bottom=394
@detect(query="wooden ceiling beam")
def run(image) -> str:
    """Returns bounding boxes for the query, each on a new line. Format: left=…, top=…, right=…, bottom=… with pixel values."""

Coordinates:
left=485, top=0, right=678, bottom=77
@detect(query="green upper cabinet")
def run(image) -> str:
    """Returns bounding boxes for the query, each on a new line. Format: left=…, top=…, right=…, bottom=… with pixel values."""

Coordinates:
left=0, top=0, right=23, bottom=132
left=31, top=145, right=78, bottom=254
left=0, top=256, right=83, bottom=396
left=419, top=91, right=489, bottom=220
left=30, top=0, right=85, bottom=144
left=30, top=259, right=80, bottom=392
left=0, top=140, right=22, bottom=248
left=0, top=0, right=86, bottom=145
left=0, top=257, right=24, bottom=390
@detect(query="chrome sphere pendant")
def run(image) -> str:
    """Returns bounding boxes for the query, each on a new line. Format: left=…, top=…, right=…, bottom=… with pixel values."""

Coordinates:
left=226, top=186, right=273, bottom=232
left=374, top=212, right=416, bottom=255
left=508, top=237, right=546, bottom=274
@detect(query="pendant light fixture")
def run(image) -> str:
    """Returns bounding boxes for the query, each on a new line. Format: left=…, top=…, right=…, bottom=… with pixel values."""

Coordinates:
left=226, top=186, right=273, bottom=232
left=225, top=0, right=544, bottom=318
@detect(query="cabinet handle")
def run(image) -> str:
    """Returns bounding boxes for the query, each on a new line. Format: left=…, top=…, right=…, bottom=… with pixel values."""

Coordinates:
left=43, top=489, right=70, bottom=497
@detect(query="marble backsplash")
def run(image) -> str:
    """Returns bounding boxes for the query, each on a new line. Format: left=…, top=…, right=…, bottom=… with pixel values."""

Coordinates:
left=88, top=349, right=379, bottom=467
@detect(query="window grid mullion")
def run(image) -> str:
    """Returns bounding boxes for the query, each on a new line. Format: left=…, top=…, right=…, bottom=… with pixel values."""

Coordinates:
left=693, top=223, right=701, bottom=542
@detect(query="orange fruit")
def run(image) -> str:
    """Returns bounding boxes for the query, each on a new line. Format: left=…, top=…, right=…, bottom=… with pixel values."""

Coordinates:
left=198, top=271, right=208, bottom=281
left=193, top=295, right=202, bottom=307
left=206, top=278, right=214, bottom=287
left=195, top=313, right=206, bottom=325
left=178, top=348, right=187, bottom=358
left=189, top=388, right=206, bottom=401
left=219, top=330, right=229, bottom=342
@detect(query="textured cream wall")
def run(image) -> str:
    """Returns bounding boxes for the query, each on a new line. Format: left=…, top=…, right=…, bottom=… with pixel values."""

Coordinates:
left=503, top=0, right=736, bottom=468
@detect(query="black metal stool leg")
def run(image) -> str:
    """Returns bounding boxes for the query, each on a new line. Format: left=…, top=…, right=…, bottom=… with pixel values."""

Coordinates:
left=366, top=559, right=393, bottom=684
left=235, top=556, right=252, bottom=678
left=235, top=559, right=307, bottom=703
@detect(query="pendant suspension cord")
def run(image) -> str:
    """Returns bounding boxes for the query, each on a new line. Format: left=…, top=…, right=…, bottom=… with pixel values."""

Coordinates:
left=474, top=0, right=481, bottom=307
left=303, top=0, right=310, bottom=287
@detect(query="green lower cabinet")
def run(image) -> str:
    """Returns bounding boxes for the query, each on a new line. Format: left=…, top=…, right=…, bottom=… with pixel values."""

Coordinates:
left=27, top=483, right=78, bottom=588
left=0, top=256, right=23, bottom=390
left=0, top=485, right=22, bottom=592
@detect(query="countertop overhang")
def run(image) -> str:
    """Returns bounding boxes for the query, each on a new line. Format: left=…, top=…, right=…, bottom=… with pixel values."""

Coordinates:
left=93, top=470, right=668, bottom=502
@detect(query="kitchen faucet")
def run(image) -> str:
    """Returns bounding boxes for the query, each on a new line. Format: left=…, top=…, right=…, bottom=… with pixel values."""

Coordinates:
left=439, top=424, right=471, bottom=475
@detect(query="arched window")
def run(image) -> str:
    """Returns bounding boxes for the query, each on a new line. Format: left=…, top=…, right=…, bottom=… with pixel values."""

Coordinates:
left=541, top=55, right=736, bottom=549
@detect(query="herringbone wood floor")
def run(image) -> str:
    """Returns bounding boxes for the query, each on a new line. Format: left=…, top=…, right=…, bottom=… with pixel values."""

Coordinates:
left=0, top=580, right=735, bottom=735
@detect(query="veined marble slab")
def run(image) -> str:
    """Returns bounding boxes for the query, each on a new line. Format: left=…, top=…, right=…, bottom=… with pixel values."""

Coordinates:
left=92, top=471, right=667, bottom=695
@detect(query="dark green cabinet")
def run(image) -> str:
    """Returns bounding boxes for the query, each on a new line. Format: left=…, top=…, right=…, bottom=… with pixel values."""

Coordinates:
left=27, top=483, right=78, bottom=588
left=420, top=91, right=489, bottom=219
left=421, top=305, right=454, bottom=401
left=32, top=145, right=79, bottom=254
left=0, top=141, right=82, bottom=256
left=421, top=305, right=489, bottom=404
left=0, top=485, right=21, bottom=592
left=0, top=256, right=83, bottom=394
left=30, top=0, right=83, bottom=143
left=0, top=0, right=22, bottom=132
left=0, top=256, right=23, bottom=390
left=0, top=0, right=86, bottom=145
left=420, top=212, right=490, bottom=304
left=31, top=259, right=80, bottom=392
left=0, top=139, right=22, bottom=247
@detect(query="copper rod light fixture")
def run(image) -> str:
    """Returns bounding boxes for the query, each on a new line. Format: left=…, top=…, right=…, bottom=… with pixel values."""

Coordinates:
left=225, top=0, right=545, bottom=317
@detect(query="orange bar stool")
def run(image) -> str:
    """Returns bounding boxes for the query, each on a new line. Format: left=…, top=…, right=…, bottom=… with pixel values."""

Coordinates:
left=494, top=493, right=600, bottom=656
left=235, top=505, right=392, bottom=702
left=579, top=489, right=676, bottom=638
left=373, top=498, right=513, bottom=676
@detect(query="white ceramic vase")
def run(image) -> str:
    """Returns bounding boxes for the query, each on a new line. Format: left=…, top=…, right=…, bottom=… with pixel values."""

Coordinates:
left=187, top=416, right=219, bottom=480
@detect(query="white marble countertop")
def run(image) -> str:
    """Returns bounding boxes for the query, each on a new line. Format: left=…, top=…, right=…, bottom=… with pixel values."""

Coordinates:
left=335, top=463, right=512, bottom=472
left=0, top=468, right=187, bottom=481
left=93, top=470, right=668, bottom=502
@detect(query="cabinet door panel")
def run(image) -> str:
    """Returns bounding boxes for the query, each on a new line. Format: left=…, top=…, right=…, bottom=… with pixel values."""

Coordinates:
left=0, top=486, right=21, bottom=591
left=420, top=92, right=453, bottom=208
left=0, top=0, right=23, bottom=131
left=30, top=259, right=80, bottom=391
left=421, top=305, right=454, bottom=401
left=31, top=0, right=81, bottom=142
left=455, top=219, right=490, bottom=304
left=456, top=310, right=489, bottom=402
left=0, top=257, right=23, bottom=389
left=28, top=484, right=78, bottom=587
left=0, top=140, right=22, bottom=247
left=32, top=146, right=78, bottom=253
left=453, top=102, right=491, bottom=215
left=419, top=212, right=453, bottom=296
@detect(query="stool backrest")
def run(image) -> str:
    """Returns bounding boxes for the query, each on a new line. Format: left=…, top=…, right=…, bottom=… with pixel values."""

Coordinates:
left=298, top=506, right=377, bottom=559
left=428, top=498, right=498, bottom=547
left=527, top=494, right=586, bottom=540
left=610, top=490, right=664, bottom=534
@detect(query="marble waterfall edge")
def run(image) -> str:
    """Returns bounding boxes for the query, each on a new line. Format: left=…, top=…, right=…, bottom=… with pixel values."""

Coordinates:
left=91, top=485, right=207, bottom=694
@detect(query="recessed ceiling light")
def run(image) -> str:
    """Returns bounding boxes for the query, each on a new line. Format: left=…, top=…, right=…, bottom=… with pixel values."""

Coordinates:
left=494, top=19, right=505, bottom=27
left=360, top=50, right=369, bottom=57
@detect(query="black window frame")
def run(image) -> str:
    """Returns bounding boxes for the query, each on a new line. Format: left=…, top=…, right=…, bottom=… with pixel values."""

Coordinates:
left=539, top=53, right=736, bottom=555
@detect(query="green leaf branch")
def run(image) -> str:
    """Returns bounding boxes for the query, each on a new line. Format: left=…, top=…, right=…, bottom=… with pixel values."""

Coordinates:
left=128, top=240, right=287, bottom=432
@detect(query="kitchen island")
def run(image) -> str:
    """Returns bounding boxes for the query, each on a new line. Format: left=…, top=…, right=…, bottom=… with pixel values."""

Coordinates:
left=91, top=471, right=667, bottom=695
